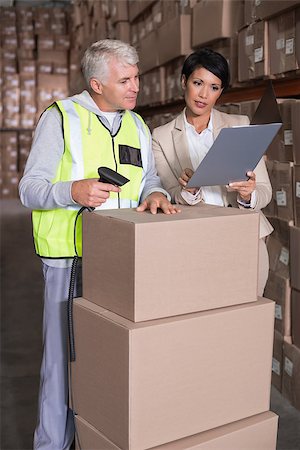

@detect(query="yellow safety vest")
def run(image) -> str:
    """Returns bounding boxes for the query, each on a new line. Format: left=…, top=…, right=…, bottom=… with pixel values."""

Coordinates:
left=32, top=100, right=148, bottom=258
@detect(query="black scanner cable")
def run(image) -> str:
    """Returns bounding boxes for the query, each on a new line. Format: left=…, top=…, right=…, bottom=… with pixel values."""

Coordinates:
left=67, top=167, right=130, bottom=449
left=67, top=167, right=130, bottom=362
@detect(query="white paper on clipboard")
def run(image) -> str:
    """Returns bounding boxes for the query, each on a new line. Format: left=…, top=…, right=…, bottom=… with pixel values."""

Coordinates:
left=186, top=122, right=282, bottom=188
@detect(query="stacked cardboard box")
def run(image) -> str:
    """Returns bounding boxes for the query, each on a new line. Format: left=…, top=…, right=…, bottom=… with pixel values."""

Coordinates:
left=0, top=5, right=70, bottom=126
left=0, top=5, right=70, bottom=197
left=259, top=97, right=300, bottom=402
left=282, top=225, right=300, bottom=410
left=70, top=204, right=278, bottom=448
left=0, top=129, right=33, bottom=198
left=136, top=0, right=242, bottom=109
left=134, top=0, right=192, bottom=106
left=0, top=131, right=19, bottom=198
left=238, top=2, right=300, bottom=82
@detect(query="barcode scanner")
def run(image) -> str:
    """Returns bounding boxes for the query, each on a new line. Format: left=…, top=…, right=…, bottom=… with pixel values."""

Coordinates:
left=98, top=166, right=130, bottom=186
left=86, top=167, right=130, bottom=212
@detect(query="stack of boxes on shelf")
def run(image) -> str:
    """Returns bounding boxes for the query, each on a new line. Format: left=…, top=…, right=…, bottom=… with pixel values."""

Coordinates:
left=262, top=98, right=300, bottom=410
left=215, top=95, right=300, bottom=410
left=70, top=205, right=278, bottom=449
left=239, top=0, right=300, bottom=81
left=134, top=0, right=243, bottom=122
left=0, top=5, right=70, bottom=198
left=35, top=7, right=70, bottom=117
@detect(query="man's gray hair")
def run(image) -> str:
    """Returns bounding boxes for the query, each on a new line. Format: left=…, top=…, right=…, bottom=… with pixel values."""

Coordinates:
left=81, top=39, right=139, bottom=86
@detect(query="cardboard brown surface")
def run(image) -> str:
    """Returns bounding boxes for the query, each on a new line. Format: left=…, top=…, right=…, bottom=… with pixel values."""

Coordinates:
left=282, top=341, right=300, bottom=410
left=157, top=15, right=191, bottom=66
left=192, top=0, right=243, bottom=47
left=82, top=204, right=259, bottom=322
left=244, top=0, right=300, bottom=24
left=268, top=9, right=299, bottom=75
left=294, top=166, right=300, bottom=227
left=75, top=411, right=278, bottom=450
left=264, top=270, right=291, bottom=337
left=272, top=329, right=283, bottom=391
left=292, top=288, right=300, bottom=349
left=290, top=225, right=300, bottom=290
left=71, top=298, right=274, bottom=450
left=238, top=21, right=269, bottom=82
left=137, top=30, right=159, bottom=74
left=274, top=161, right=294, bottom=222
left=292, top=101, right=300, bottom=164
left=267, top=100, right=296, bottom=163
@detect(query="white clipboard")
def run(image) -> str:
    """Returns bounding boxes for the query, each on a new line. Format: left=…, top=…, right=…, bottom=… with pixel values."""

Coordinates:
left=186, top=122, right=282, bottom=188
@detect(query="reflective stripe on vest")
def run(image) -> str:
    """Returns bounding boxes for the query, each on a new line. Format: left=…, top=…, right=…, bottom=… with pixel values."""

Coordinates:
left=32, top=101, right=148, bottom=258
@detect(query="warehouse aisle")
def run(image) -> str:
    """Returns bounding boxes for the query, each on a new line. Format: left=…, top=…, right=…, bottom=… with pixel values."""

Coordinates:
left=1, top=198, right=300, bottom=450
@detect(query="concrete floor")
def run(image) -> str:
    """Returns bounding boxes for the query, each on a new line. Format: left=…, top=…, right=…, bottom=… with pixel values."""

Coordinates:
left=1, top=198, right=300, bottom=450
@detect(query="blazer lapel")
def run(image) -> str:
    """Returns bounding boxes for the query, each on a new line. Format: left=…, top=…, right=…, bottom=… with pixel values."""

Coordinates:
left=172, top=111, right=193, bottom=171
left=212, top=108, right=230, bottom=140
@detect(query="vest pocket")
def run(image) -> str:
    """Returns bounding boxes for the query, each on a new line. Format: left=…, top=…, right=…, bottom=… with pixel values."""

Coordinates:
left=119, top=145, right=143, bottom=168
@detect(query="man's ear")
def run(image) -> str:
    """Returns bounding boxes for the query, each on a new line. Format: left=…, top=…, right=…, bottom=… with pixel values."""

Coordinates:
left=181, top=75, right=186, bottom=90
left=90, top=78, right=102, bottom=94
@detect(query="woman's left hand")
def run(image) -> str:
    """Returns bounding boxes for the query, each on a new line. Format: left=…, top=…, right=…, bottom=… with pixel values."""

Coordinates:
left=227, top=171, right=256, bottom=202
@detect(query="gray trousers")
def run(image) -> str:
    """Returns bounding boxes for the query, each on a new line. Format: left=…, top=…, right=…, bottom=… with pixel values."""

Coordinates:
left=34, top=261, right=82, bottom=450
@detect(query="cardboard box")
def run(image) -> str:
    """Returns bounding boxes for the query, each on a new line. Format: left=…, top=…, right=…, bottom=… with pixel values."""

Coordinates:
left=0, top=171, right=19, bottom=199
left=83, top=205, right=259, bottom=322
left=244, top=0, right=300, bottom=24
left=18, top=59, right=36, bottom=75
left=19, top=131, right=32, bottom=174
left=210, top=37, right=238, bottom=88
left=268, top=217, right=290, bottom=248
left=290, top=225, right=300, bottom=291
left=265, top=270, right=291, bottom=337
left=192, top=0, right=243, bottom=48
left=18, top=31, right=35, bottom=49
left=158, top=15, right=191, bottom=66
left=268, top=9, right=299, bottom=75
left=267, top=100, right=296, bottom=163
left=115, top=21, right=130, bottom=43
left=274, top=161, right=294, bottom=222
left=272, top=330, right=283, bottom=391
left=110, top=0, right=128, bottom=24
left=137, top=30, right=160, bottom=74
left=282, top=341, right=300, bottom=410
left=267, top=235, right=290, bottom=279
left=128, top=0, right=156, bottom=23
left=75, top=411, right=278, bottom=450
left=292, top=288, right=300, bottom=349
left=294, top=165, right=300, bottom=227
left=292, top=101, right=300, bottom=164
left=0, top=131, right=18, bottom=172
left=238, top=21, right=269, bottom=82
left=262, top=160, right=277, bottom=217
left=38, top=34, right=55, bottom=50
left=137, top=66, right=165, bottom=107
left=164, top=56, right=185, bottom=102
left=296, top=7, right=300, bottom=71
left=71, top=297, right=274, bottom=450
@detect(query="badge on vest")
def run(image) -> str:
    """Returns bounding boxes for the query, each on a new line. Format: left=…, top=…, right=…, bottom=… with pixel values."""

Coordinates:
left=119, top=145, right=143, bottom=168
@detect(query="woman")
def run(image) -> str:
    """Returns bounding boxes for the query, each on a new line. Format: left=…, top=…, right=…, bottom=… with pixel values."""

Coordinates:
left=152, top=48, right=273, bottom=296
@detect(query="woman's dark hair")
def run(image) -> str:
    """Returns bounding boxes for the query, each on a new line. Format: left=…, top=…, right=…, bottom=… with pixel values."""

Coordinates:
left=181, top=48, right=230, bottom=91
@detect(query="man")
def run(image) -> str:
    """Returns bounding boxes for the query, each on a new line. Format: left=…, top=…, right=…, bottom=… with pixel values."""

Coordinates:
left=19, top=39, right=179, bottom=450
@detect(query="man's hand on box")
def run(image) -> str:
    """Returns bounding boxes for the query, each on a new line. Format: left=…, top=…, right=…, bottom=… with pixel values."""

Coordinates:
left=136, top=192, right=181, bottom=215
left=71, top=179, right=121, bottom=208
